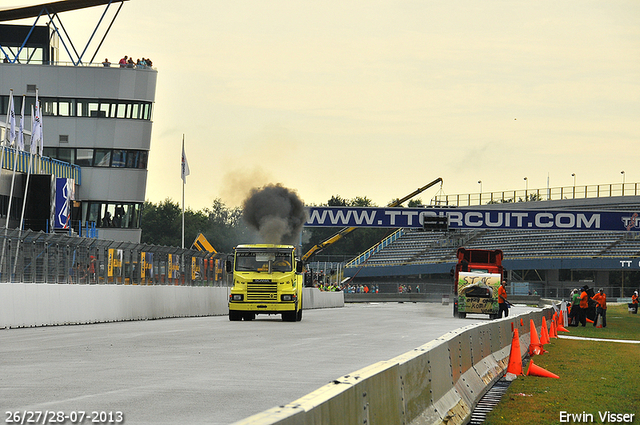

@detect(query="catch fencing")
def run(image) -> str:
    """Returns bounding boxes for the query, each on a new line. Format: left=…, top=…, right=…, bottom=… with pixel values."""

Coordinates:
left=0, top=229, right=227, bottom=285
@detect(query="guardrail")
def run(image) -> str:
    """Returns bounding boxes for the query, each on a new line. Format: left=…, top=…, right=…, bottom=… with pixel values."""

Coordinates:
left=232, top=307, right=552, bottom=425
left=431, top=182, right=639, bottom=207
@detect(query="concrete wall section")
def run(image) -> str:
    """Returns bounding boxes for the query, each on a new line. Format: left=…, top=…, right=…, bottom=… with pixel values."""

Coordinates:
left=302, top=288, right=344, bottom=309
left=233, top=307, right=554, bottom=425
left=0, top=285, right=345, bottom=328
left=0, top=284, right=230, bottom=328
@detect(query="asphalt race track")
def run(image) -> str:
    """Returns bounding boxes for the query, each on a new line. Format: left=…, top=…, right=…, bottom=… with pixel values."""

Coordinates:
left=1, top=302, right=536, bottom=425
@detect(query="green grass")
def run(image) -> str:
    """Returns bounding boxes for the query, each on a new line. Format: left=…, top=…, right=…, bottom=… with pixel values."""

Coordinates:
left=486, top=304, right=640, bottom=424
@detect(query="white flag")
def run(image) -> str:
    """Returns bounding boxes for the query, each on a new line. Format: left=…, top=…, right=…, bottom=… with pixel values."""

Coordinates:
left=8, top=90, right=16, bottom=145
left=38, top=103, right=43, bottom=156
left=17, top=95, right=24, bottom=151
left=30, top=103, right=41, bottom=155
left=181, top=135, right=190, bottom=183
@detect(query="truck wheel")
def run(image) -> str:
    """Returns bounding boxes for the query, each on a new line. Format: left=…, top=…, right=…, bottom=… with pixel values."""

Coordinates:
left=229, top=310, right=242, bottom=321
left=296, top=308, right=303, bottom=322
left=282, top=311, right=296, bottom=322
left=453, top=304, right=458, bottom=317
left=458, top=312, right=466, bottom=319
left=244, top=313, right=255, bottom=321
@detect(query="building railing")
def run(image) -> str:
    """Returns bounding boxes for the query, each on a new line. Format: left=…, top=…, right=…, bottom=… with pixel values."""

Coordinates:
left=0, top=133, right=81, bottom=183
left=431, top=182, right=640, bottom=207
left=0, top=228, right=227, bottom=285
left=1, top=60, right=155, bottom=70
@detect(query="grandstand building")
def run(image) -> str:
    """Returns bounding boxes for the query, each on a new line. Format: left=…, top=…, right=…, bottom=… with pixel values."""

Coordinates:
left=343, top=186, right=640, bottom=300
left=0, top=0, right=155, bottom=243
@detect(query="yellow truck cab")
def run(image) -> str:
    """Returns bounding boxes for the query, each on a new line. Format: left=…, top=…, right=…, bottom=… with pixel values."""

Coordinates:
left=227, top=244, right=303, bottom=322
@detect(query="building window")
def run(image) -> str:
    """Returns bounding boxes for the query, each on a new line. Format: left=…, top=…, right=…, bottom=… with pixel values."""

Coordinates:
left=44, top=147, right=148, bottom=169
left=88, top=102, right=101, bottom=117
left=58, top=99, right=74, bottom=116
left=57, top=148, right=74, bottom=164
left=116, top=103, right=128, bottom=119
left=112, top=150, right=127, bottom=167
left=76, top=149, right=94, bottom=167
left=42, top=99, right=57, bottom=116
left=94, top=149, right=111, bottom=167
left=1, top=96, right=153, bottom=121
left=84, top=201, right=142, bottom=229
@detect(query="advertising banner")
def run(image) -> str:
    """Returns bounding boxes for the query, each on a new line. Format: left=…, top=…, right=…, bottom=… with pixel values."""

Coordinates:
left=54, top=178, right=74, bottom=229
left=305, top=206, right=640, bottom=232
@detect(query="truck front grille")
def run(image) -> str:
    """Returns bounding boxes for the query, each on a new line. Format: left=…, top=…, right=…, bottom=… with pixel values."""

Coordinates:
left=247, top=281, right=278, bottom=301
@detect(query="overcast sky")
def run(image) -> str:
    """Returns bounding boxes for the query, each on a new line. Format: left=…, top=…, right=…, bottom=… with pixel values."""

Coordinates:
left=7, top=1, right=640, bottom=209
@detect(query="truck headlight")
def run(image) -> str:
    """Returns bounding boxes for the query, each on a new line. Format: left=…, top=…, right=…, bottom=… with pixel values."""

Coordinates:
left=230, top=294, right=243, bottom=301
left=281, top=294, right=296, bottom=301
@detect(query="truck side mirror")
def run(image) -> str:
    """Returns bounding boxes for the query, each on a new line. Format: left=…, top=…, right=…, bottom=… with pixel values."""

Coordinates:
left=225, top=260, right=232, bottom=273
left=296, top=261, right=303, bottom=273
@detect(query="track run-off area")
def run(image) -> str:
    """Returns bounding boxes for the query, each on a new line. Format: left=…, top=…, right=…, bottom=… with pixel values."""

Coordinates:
left=1, top=303, right=537, bottom=425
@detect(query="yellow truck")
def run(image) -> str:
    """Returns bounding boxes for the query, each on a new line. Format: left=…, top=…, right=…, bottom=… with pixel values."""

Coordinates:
left=227, top=244, right=304, bottom=322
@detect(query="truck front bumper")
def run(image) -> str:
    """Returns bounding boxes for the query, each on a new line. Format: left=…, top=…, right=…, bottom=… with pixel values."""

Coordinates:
left=228, top=301, right=297, bottom=313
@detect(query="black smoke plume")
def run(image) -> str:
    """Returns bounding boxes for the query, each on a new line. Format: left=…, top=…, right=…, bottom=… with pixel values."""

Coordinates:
left=242, top=184, right=306, bottom=244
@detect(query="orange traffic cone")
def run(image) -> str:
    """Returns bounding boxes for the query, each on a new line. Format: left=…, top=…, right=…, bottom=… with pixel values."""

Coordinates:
left=596, top=314, right=603, bottom=328
left=559, top=311, right=565, bottom=327
left=550, top=318, right=558, bottom=338
left=540, top=316, right=553, bottom=345
left=506, top=328, right=523, bottom=375
left=527, top=359, right=559, bottom=379
left=540, top=317, right=550, bottom=345
left=557, top=323, right=570, bottom=332
left=586, top=318, right=594, bottom=324
left=529, top=319, right=542, bottom=356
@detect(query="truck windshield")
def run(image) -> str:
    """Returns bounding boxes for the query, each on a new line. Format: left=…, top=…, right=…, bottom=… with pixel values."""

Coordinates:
left=235, top=251, right=292, bottom=272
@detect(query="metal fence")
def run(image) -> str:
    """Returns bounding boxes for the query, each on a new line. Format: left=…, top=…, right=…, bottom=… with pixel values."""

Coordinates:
left=432, top=182, right=640, bottom=207
left=0, top=229, right=228, bottom=286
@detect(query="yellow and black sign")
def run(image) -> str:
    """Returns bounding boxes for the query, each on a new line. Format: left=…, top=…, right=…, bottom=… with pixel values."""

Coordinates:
left=193, top=233, right=216, bottom=253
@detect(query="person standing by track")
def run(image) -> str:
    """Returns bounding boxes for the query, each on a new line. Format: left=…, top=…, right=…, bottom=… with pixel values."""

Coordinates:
left=578, top=286, right=589, bottom=327
left=591, top=288, right=607, bottom=327
left=498, top=280, right=509, bottom=318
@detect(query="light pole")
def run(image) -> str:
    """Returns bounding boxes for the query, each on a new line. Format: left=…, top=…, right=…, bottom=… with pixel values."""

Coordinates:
left=621, top=171, right=626, bottom=196
left=571, top=173, right=576, bottom=198
left=524, top=177, right=528, bottom=201
left=478, top=180, right=482, bottom=193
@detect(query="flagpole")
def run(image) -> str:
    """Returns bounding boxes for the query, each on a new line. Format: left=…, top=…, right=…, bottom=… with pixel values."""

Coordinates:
left=181, top=134, right=185, bottom=249
left=0, top=89, right=14, bottom=281
left=1, top=92, right=21, bottom=280
left=13, top=96, right=40, bottom=277
left=6, top=107, right=21, bottom=229
left=0, top=90, right=11, bottom=172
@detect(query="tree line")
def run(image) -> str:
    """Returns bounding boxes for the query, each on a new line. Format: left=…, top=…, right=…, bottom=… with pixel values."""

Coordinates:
left=140, top=196, right=424, bottom=260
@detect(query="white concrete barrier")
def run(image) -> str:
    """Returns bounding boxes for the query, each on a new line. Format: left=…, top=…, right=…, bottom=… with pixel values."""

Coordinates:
left=0, top=283, right=231, bottom=328
left=302, top=288, right=344, bottom=309
left=232, top=307, right=554, bottom=425
left=0, top=284, right=345, bottom=329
